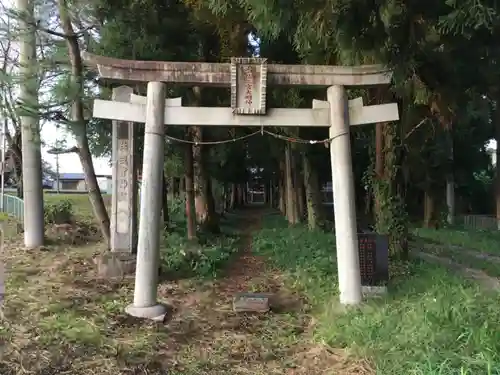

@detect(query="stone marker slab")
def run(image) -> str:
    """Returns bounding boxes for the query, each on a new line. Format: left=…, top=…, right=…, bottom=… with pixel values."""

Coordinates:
left=233, top=292, right=272, bottom=312
left=357, top=233, right=389, bottom=286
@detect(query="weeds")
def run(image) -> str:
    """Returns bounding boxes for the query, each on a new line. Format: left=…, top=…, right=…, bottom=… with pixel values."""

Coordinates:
left=44, top=199, right=74, bottom=224
left=159, top=198, right=240, bottom=279
left=415, top=227, right=500, bottom=254
left=252, top=214, right=500, bottom=375
left=160, top=231, right=238, bottom=279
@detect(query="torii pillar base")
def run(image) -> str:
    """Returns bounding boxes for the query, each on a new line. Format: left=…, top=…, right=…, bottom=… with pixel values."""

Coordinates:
left=125, top=303, right=169, bottom=321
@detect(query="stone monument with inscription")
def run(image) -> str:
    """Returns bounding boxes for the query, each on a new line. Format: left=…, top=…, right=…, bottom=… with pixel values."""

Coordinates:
left=109, top=89, right=182, bottom=255
left=111, top=86, right=138, bottom=254
left=85, top=52, right=399, bottom=319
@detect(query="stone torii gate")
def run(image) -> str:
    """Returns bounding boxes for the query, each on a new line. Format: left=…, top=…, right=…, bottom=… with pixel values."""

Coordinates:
left=84, top=54, right=399, bottom=320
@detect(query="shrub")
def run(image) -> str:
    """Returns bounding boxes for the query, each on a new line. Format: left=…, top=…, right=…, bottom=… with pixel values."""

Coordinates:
left=45, top=199, right=74, bottom=224
left=159, top=229, right=238, bottom=279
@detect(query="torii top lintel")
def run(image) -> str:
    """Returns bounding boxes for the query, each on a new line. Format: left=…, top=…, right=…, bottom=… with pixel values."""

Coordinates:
left=83, top=53, right=393, bottom=88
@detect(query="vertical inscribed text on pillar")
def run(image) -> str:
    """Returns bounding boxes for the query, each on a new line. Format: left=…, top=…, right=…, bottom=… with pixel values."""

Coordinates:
left=116, top=138, right=130, bottom=234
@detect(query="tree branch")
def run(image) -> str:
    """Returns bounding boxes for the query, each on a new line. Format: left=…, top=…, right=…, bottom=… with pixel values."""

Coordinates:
left=47, top=146, right=79, bottom=155
left=32, top=21, right=95, bottom=40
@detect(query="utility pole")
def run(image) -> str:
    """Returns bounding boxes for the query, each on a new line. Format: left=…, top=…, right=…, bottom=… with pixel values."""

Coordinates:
left=0, top=117, right=5, bottom=212
left=55, top=151, right=60, bottom=194
left=53, top=124, right=61, bottom=194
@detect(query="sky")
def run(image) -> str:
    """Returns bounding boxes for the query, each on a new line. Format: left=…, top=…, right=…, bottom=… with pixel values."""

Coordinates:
left=1, top=0, right=111, bottom=175
left=41, top=123, right=112, bottom=175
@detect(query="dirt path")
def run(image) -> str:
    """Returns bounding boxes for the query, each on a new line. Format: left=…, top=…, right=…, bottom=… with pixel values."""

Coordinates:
left=155, top=208, right=372, bottom=375
left=215, top=208, right=268, bottom=297
left=2, top=208, right=372, bottom=375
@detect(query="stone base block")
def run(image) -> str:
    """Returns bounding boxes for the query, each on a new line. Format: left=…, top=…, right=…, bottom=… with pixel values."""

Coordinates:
left=125, top=303, right=170, bottom=321
left=94, top=252, right=136, bottom=279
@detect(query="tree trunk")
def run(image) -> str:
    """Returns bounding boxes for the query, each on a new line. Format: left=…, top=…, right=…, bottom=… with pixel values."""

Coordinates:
left=7, top=137, right=24, bottom=198
left=191, top=85, right=219, bottom=233
left=446, top=134, right=455, bottom=226
left=373, top=120, right=409, bottom=259
left=268, top=181, right=274, bottom=208
left=162, top=171, right=169, bottom=227
left=221, top=183, right=228, bottom=213
left=18, top=0, right=44, bottom=247
left=279, top=178, right=285, bottom=213
left=291, top=149, right=300, bottom=223
left=496, top=102, right=500, bottom=230
left=206, top=178, right=218, bottom=220
left=78, top=144, right=111, bottom=239
left=58, top=0, right=111, bottom=245
left=16, top=183, right=23, bottom=199
left=296, top=172, right=305, bottom=221
left=423, top=187, right=436, bottom=228
left=230, top=183, right=236, bottom=209
left=192, top=132, right=219, bottom=232
left=237, top=184, right=244, bottom=206
left=279, top=158, right=286, bottom=214
left=291, top=146, right=304, bottom=222
left=184, top=143, right=196, bottom=241
left=172, top=177, right=180, bottom=197
left=192, top=135, right=207, bottom=222
left=180, top=176, right=186, bottom=195
left=285, top=144, right=298, bottom=224
left=374, top=122, right=384, bottom=215
left=302, top=151, right=324, bottom=230
left=13, top=153, right=23, bottom=199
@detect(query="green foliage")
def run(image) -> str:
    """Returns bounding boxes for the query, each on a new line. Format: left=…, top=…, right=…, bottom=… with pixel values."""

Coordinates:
left=159, top=233, right=238, bottom=278
left=252, top=213, right=338, bottom=304
left=415, top=226, right=500, bottom=254
left=158, top=197, right=239, bottom=278
left=253, top=214, right=500, bottom=375
left=44, top=199, right=74, bottom=224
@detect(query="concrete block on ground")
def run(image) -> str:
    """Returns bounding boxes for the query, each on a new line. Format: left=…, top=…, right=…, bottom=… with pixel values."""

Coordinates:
left=361, top=285, right=388, bottom=297
left=233, top=292, right=272, bottom=312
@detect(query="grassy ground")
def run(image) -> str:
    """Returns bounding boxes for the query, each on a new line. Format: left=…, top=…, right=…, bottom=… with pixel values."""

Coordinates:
left=415, top=226, right=500, bottom=254
left=4, top=195, right=500, bottom=374
left=44, top=193, right=111, bottom=222
left=415, top=241, right=500, bottom=278
left=1, top=198, right=367, bottom=375
left=253, top=214, right=500, bottom=375
left=414, top=226, right=500, bottom=279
